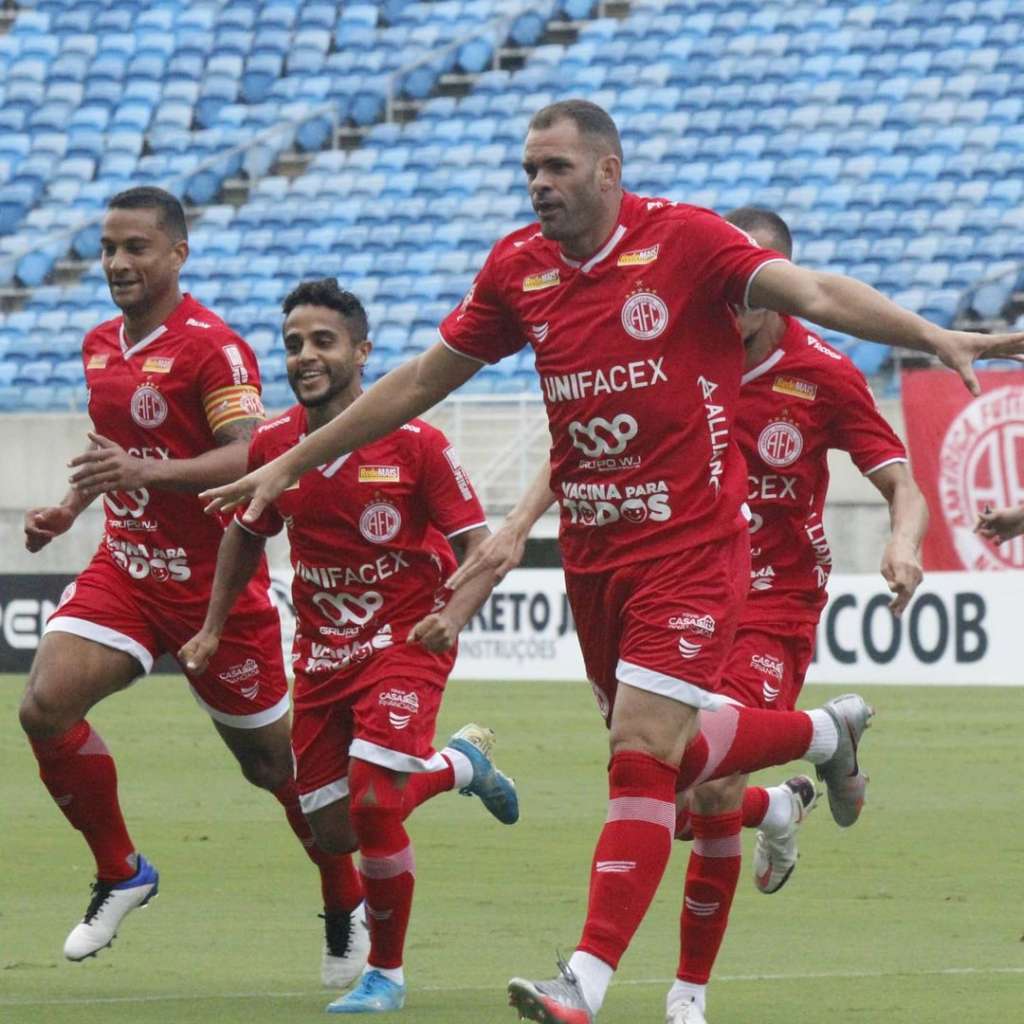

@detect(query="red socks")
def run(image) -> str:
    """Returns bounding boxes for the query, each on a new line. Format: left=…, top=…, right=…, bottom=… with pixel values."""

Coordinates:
left=677, top=810, right=743, bottom=985
left=742, top=786, right=770, bottom=828
left=677, top=705, right=813, bottom=791
left=272, top=780, right=363, bottom=912
left=29, top=720, right=136, bottom=882
left=577, top=751, right=678, bottom=969
left=400, top=759, right=454, bottom=818
left=349, top=760, right=416, bottom=970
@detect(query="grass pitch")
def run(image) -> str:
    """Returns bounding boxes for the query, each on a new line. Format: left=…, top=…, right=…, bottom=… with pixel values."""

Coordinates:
left=1, top=676, right=1022, bottom=1024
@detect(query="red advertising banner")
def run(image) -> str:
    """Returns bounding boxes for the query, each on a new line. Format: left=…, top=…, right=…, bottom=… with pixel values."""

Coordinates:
left=902, top=369, right=1024, bottom=570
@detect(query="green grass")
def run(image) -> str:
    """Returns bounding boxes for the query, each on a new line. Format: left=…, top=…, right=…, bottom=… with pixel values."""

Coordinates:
left=1, top=676, right=1022, bottom=1023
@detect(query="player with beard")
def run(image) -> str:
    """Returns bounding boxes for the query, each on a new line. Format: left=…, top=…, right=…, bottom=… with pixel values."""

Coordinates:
left=20, top=188, right=369, bottom=984
left=199, top=101, right=1024, bottom=1022
left=180, top=278, right=518, bottom=1014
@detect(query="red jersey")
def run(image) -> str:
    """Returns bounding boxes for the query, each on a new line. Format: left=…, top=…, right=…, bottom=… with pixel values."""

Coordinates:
left=439, top=192, right=786, bottom=573
left=738, top=316, right=907, bottom=625
left=82, top=294, right=269, bottom=615
left=241, top=406, right=487, bottom=706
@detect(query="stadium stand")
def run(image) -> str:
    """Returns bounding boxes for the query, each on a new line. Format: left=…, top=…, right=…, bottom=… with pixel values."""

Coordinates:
left=2, top=0, right=1024, bottom=412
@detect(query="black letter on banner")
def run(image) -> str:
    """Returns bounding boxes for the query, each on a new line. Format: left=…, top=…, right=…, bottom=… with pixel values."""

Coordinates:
left=907, top=594, right=949, bottom=664
left=826, top=594, right=857, bottom=665
left=954, top=593, right=987, bottom=662
left=529, top=593, right=550, bottom=632
left=862, top=594, right=900, bottom=664
left=491, top=593, right=506, bottom=631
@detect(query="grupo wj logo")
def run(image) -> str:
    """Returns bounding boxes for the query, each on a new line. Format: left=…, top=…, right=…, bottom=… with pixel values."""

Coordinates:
left=130, top=383, right=168, bottom=428
left=621, top=290, right=668, bottom=341
left=568, top=414, right=638, bottom=457
left=757, top=420, right=803, bottom=468
left=940, top=386, right=1024, bottom=569
left=359, top=501, right=402, bottom=544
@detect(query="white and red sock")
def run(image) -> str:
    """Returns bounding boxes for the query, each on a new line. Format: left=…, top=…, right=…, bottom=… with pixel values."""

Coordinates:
left=29, top=720, right=136, bottom=882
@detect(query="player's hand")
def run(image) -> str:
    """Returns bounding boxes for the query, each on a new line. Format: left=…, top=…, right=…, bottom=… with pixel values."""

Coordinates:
left=930, top=328, right=1024, bottom=397
left=974, top=505, right=1024, bottom=544
left=880, top=538, right=923, bottom=617
left=68, top=433, right=150, bottom=497
left=446, top=521, right=527, bottom=589
left=201, top=459, right=295, bottom=522
left=24, top=504, right=76, bottom=552
left=407, top=613, right=460, bottom=653
left=178, top=629, right=221, bottom=675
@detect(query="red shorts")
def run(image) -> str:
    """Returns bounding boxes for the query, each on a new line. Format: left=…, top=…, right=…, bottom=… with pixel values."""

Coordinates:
left=719, top=622, right=817, bottom=711
left=45, top=553, right=289, bottom=728
left=565, top=530, right=751, bottom=722
left=291, top=653, right=449, bottom=815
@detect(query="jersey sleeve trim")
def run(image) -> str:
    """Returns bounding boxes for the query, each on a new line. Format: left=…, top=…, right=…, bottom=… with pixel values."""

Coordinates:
left=446, top=519, right=489, bottom=540
left=232, top=512, right=279, bottom=538
left=203, top=383, right=264, bottom=434
left=863, top=456, right=908, bottom=476
left=743, top=257, right=789, bottom=310
left=437, top=331, right=492, bottom=366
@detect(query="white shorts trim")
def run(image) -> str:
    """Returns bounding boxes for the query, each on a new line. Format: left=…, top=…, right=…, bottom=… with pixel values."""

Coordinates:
left=616, top=658, right=727, bottom=711
left=348, top=738, right=447, bottom=774
left=45, top=616, right=154, bottom=674
left=299, top=777, right=350, bottom=815
left=189, top=685, right=291, bottom=729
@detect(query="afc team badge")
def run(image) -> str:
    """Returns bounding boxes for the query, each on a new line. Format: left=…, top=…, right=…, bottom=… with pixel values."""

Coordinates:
left=130, top=383, right=168, bottom=428
left=757, top=419, right=803, bottom=468
left=621, top=286, right=669, bottom=341
left=359, top=500, right=402, bottom=544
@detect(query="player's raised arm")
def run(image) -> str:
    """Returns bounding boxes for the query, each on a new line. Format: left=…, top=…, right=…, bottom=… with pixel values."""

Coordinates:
left=178, top=520, right=267, bottom=673
left=747, top=261, right=1024, bottom=396
left=201, top=342, right=481, bottom=521
left=867, top=463, right=929, bottom=617
left=447, top=459, right=556, bottom=589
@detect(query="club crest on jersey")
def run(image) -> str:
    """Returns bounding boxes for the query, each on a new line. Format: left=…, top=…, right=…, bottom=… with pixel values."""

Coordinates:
left=359, top=465, right=400, bottom=484
left=130, top=383, right=168, bottom=428
left=359, top=500, right=402, bottom=544
left=617, top=244, right=660, bottom=267
left=522, top=268, right=560, bottom=292
left=757, top=417, right=803, bottom=468
left=621, top=284, right=669, bottom=341
left=772, top=375, right=817, bottom=401
left=87, top=354, right=108, bottom=370
left=142, top=356, right=174, bottom=374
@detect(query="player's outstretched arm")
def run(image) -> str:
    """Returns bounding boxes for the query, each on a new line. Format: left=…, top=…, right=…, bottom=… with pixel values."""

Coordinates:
left=201, top=343, right=482, bottom=522
left=24, top=487, right=94, bottom=552
left=868, top=463, right=928, bottom=617
left=748, top=262, right=1024, bottom=396
left=447, top=460, right=556, bottom=590
left=409, top=526, right=498, bottom=653
left=178, top=521, right=266, bottom=673
left=69, top=419, right=261, bottom=500
left=975, top=505, right=1024, bottom=544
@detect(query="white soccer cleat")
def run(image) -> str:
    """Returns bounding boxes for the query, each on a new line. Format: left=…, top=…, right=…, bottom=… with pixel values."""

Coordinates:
left=321, top=904, right=371, bottom=988
left=752, top=775, right=819, bottom=894
left=666, top=997, right=707, bottom=1024
left=64, top=854, right=159, bottom=961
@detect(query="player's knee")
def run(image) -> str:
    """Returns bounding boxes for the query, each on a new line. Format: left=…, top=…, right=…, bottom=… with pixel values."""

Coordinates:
left=308, top=808, right=359, bottom=855
left=692, top=774, right=745, bottom=815
left=236, top=748, right=291, bottom=791
left=18, top=682, right=73, bottom=737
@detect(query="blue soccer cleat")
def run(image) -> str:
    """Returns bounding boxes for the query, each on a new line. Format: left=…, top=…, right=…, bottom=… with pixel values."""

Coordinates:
left=326, top=969, right=406, bottom=1014
left=64, top=853, right=160, bottom=961
left=447, top=723, right=520, bottom=825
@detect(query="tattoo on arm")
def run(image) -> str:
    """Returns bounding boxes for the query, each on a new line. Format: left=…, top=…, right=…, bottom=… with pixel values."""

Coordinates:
left=213, top=417, right=262, bottom=448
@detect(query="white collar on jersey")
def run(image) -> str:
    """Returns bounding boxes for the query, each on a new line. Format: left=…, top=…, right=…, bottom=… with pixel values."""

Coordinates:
left=559, top=224, right=627, bottom=274
left=740, top=345, right=785, bottom=385
left=119, top=321, right=168, bottom=359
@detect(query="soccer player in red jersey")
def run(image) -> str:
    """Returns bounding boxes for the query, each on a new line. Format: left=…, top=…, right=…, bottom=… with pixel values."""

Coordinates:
left=19, top=188, right=366, bottom=978
left=200, top=101, right=1024, bottom=1022
left=180, top=277, right=517, bottom=1014
left=665, top=207, right=929, bottom=1024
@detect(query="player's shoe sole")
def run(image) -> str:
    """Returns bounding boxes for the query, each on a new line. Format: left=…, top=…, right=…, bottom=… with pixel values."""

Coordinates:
left=752, top=775, right=819, bottom=894
left=64, top=854, right=159, bottom=961
left=816, top=694, right=874, bottom=827
left=508, top=961, right=593, bottom=1024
